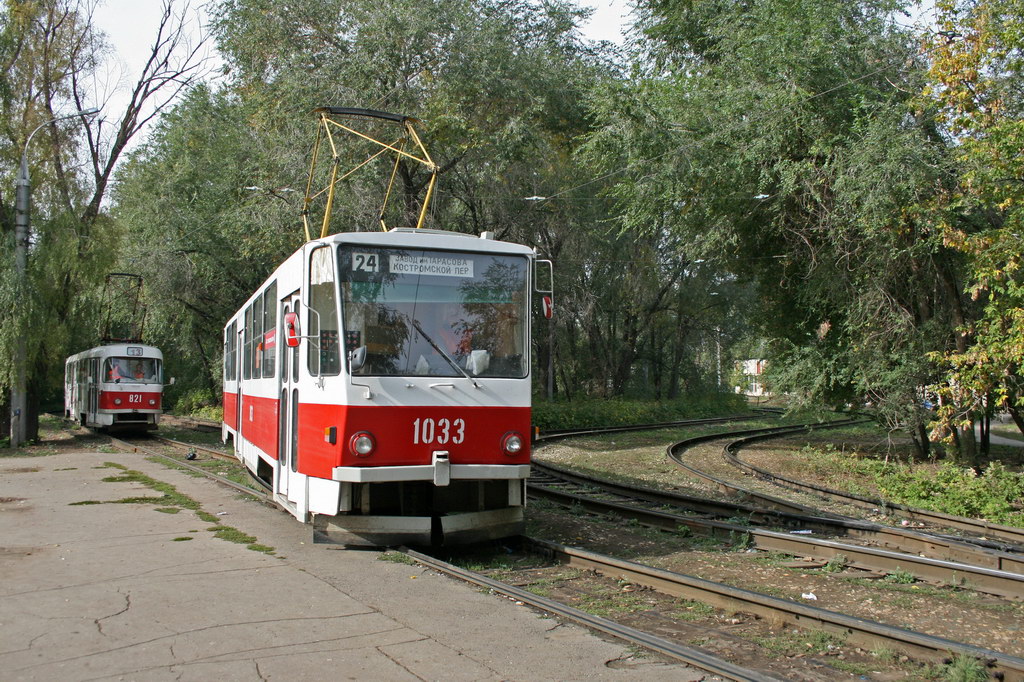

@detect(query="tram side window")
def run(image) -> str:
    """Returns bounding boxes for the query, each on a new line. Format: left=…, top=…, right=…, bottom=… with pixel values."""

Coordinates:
left=262, top=281, right=277, bottom=378
left=253, top=293, right=264, bottom=379
left=243, top=306, right=253, bottom=380
left=224, top=322, right=237, bottom=382
left=308, top=246, right=340, bottom=376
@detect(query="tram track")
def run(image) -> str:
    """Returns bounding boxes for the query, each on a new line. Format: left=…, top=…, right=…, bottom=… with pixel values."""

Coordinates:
left=404, top=538, right=1024, bottom=681
left=721, top=429, right=1024, bottom=549
left=529, top=461, right=1024, bottom=599
left=667, top=424, right=1024, bottom=553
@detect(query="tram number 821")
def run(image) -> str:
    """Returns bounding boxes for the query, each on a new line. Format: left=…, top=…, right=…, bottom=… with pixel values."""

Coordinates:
left=412, top=417, right=466, bottom=445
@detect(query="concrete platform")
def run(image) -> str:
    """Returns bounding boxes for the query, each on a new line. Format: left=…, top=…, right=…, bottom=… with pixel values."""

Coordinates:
left=0, top=449, right=701, bottom=681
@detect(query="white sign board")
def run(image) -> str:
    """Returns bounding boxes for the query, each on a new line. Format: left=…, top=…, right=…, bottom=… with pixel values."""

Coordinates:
left=389, top=255, right=474, bottom=278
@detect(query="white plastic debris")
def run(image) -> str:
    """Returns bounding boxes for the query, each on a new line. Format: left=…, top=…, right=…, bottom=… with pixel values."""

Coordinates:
left=801, top=592, right=817, bottom=600
left=791, top=530, right=813, bottom=534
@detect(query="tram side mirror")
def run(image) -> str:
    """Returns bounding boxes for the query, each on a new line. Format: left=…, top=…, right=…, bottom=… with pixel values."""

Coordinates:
left=87, top=377, right=94, bottom=384
left=283, top=312, right=301, bottom=348
left=349, top=346, right=367, bottom=372
left=466, top=349, right=490, bottom=376
left=168, top=377, right=176, bottom=386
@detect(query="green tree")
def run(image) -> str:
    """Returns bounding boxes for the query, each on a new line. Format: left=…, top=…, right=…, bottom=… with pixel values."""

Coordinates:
left=586, top=0, right=970, bottom=457
left=926, top=0, right=1024, bottom=446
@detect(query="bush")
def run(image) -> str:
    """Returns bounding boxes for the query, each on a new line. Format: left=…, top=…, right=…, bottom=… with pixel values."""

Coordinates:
left=876, top=461, right=1024, bottom=526
left=531, top=393, right=748, bottom=431
left=172, top=388, right=219, bottom=418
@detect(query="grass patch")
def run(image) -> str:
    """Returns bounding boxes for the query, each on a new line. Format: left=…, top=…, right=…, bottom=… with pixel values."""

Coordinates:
left=100, top=469, right=200, bottom=510
left=84, top=461, right=275, bottom=555
left=748, top=628, right=845, bottom=657
left=172, top=536, right=193, bottom=542
left=669, top=598, right=715, bottom=621
left=574, top=584, right=655, bottom=618
left=206, top=524, right=275, bottom=554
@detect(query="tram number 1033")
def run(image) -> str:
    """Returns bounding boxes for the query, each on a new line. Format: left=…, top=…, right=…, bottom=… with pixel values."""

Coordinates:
left=412, top=417, right=466, bottom=445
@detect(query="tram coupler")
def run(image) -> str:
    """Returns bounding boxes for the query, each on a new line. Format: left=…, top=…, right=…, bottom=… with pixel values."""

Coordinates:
left=432, top=451, right=451, bottom=486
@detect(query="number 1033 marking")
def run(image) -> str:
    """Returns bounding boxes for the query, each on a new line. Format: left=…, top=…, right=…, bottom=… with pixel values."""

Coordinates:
left=412, top=417, right=466, bottom=445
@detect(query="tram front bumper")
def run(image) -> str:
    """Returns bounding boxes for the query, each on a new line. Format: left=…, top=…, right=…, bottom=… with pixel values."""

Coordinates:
left=311, top=507, right=525, bottom=547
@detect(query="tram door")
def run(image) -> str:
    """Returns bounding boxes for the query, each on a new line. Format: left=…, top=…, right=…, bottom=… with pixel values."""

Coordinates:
left=87, top=358, right=100, bottom=421
left=235, top=327, right=243, bottom=436
left=277, top=292, right=301, bottom=498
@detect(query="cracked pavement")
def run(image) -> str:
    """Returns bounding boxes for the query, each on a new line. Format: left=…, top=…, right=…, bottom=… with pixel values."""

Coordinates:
left=0, top=450, right=694, bottom=681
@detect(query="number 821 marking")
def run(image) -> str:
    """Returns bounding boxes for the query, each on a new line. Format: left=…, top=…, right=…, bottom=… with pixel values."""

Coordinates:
left=412, top=417, right=465, bottom=445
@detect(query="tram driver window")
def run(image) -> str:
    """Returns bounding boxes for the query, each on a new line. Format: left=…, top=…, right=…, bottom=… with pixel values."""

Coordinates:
left=308, top=246, right=341, bottom=376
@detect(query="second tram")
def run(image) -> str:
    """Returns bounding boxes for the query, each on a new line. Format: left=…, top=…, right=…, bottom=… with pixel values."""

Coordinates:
left=64, top=344, right=167, bottom=430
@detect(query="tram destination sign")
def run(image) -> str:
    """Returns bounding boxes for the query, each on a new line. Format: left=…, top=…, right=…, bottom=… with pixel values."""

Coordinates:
left=389, top=254, right=474, bottom=278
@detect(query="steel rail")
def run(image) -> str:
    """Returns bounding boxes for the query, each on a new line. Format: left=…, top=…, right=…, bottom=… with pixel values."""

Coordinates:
left=520, top=537, right=1024, bottom=681
left=667, top=426, right=1024, bottom=559
left=530, top=459, right=1024, bottom=574
left=723, top=430, right=1024, bottom=548
left=528, top=478, right=1024, bottom=599
left=536, top=413, right=768, bottom=443
left=400, top=547, right=786, bottom=682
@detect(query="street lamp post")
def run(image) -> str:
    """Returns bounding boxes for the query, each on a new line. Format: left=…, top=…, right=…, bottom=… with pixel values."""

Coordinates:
left=9, top=108, right=99, bottom=448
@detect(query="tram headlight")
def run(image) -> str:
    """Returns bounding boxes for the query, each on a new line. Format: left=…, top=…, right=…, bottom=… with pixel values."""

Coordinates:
left=113, top=398, right=122, bottom=406
left=349, top=431, right=376, bottom=458
left=148, top=399, right=156, bottom=406
left=501, top=432, right=524, bottom=456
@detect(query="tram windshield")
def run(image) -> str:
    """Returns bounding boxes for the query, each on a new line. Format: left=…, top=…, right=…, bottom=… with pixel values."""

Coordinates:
left=105, top=357, right=162, bottom=384
left=338, top=246, right=529, bottom=378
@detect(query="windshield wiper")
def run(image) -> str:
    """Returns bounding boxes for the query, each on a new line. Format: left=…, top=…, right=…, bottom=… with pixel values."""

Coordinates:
left=411, top=318, right=480, bottom=388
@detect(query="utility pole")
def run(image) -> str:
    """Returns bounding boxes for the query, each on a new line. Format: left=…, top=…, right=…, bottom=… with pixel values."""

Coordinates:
left=9, top=108, right=99, bottom=448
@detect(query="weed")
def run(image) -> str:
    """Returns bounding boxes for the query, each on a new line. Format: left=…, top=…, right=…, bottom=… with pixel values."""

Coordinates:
left=379, top=551, right=418, bottom=565
left=940, top=654, right=990, bottom=682
left=729, top=530, right=752, bottom=551
left=885, top=567, right=916, bottom=584
left=172, top=537, right=193, bottom=542
left=820, top=554, right=847, bottom=573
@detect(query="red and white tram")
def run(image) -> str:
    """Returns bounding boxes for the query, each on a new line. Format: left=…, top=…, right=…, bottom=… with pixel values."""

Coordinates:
left=223, top=228, right=547, bottom=546
left=65, top=344, right=166, bottom=430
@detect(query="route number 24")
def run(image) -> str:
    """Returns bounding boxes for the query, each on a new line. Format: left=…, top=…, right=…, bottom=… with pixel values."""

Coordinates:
left=412, top=417, right=465, bottom=445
